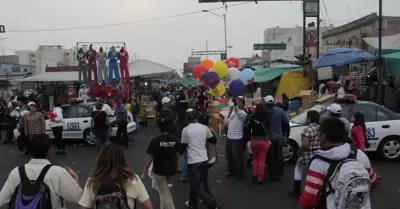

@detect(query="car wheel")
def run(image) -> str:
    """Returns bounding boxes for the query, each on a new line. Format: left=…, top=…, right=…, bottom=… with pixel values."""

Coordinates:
left=378, top=136, right=400, bottom=161
left=83, top=129, right=96, bottom=146
left=283, top=140, right=298, bottom=164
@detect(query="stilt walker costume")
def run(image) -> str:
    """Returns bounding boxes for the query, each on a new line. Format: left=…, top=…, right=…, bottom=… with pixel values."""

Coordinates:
left=86, top=44, right=98, bottom=82
left=97, top=47, right=108, bottom=83
left=118, top=47, right=130, bottom=83
left=108, top=46, right=120, bottom=83
left=77, top=48, right=87, bottom=83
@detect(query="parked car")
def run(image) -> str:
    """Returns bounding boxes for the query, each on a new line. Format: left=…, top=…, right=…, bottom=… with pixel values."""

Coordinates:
left=223, top=98, right=400, bottom=163
left=15, top=102, right=136, bottom=146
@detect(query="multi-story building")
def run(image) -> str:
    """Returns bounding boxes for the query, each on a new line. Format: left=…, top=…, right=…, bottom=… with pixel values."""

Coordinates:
left=263, top=26, right=332, bottom=61
left=322, top=13, right=400, bottom=52
left=15, top=45, right=78, bottom=74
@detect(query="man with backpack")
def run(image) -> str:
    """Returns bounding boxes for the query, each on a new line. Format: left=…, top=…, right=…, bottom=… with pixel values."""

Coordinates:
left=300, top=117, right=379, bottom=209
left=0, top=134, right=82, bottom=209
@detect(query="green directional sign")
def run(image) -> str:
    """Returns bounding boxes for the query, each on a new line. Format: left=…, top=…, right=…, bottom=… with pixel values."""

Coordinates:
left=253, top=43, right=286, bottom=50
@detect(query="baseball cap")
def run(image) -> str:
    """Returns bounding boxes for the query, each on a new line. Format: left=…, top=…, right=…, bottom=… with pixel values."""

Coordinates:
left=327, top=103, right=342, bottom=114
left=264, top=95, right=274, bottom=104
left=27, top=101, right=36, bottom=106
left=161, top=97, right=171, bottom=105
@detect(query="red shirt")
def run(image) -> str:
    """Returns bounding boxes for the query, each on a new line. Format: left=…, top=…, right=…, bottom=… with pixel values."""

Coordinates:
left=351, top=125, right=366, bottom=151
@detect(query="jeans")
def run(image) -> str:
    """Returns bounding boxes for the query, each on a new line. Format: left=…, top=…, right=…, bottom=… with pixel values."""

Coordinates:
left=98, top=61, right=108, bottom=82
left=52, top=126, right=65, bottom=150
left=117, top=120, right=128, bottom=147
left=108, top=61, right=120, bottom=83
left=187, top=161, right=218, bottom=209
left=250, top=140, right=270, bottom=181
left=94, top=129, right=109, bottom=148
left=154, top=174, right=175, bottom=209
left=268, top=139, right=284, bottom=180
left=180, top=151, right=188, bottom=181
left=78, top=62, right=87, bottom=82
left=225, top=138, right=244, bottom=180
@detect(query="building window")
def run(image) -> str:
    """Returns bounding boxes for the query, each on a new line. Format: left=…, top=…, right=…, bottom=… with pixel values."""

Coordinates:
left=23, top=68, right=28, bottom=72
left=30, top=54, right=35, bottom=58
left=65, top=52, right=70, bottom=56
left=11, top=66, right=20, bottom=73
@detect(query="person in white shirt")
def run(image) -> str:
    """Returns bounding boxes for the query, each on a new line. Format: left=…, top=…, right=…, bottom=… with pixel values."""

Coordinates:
left=79, top=144, right=152, bottom=209
left=226, top=97, right=247, bottom=181
left=0, top=135, right=82, bottom=209
left=49, top=102, right=65, bottom=155
left=336, top=81, right=345, bottom=97
left=94, top=98, right=113, bottom=116
left=180, top=109, right=220, bottom=209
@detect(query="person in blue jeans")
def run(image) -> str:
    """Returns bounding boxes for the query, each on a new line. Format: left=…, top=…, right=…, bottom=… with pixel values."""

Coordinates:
left=264, top=95, right=289, bottom=182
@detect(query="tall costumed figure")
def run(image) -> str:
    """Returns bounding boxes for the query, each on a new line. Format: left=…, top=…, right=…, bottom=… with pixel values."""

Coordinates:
left=86, top=44, right=98, bottom=82
left=77, top=48, right=87, bottom=83
left=97, top=47, right=108, bottom=83
left=108, top=46, right=120, bottom=83
left=118, top=47, right=130, bottom=83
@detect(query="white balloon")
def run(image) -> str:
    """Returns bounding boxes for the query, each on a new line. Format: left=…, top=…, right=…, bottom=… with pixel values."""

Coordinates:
left=227, top=67, right=240, bottom=80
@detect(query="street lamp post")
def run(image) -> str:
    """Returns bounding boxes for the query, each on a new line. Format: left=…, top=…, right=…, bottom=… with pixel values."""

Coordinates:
left=203, top=4, right=228, bottom=57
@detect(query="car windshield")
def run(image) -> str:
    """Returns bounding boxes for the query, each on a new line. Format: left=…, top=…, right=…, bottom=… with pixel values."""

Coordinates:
left=291, top=103, right=327, bottom=124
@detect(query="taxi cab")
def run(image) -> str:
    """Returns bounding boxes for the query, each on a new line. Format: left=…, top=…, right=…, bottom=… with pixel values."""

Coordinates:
left=45, top=102, right=136, bottom=145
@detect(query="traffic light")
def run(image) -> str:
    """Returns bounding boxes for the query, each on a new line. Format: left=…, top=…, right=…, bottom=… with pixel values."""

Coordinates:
left=295, top=53, right=312, bottom=61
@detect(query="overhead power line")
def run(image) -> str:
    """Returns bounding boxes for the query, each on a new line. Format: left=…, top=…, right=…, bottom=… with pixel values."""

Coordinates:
left=7, top=2, right=250, bottom=33
left=321, top=0, right=330, bottom=22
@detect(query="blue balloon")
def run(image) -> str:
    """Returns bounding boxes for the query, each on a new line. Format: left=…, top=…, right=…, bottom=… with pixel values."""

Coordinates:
left=204, top=71, right=220, bottom=88
left=229, top=79, right=245, bottom=97
left=239, top=68, right=255, bottom=85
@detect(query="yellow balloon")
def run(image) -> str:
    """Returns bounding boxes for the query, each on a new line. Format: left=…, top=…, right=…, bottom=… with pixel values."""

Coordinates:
left=209, top=83, right=226, bottom=97
left=212, top=61, right=228, bottom=79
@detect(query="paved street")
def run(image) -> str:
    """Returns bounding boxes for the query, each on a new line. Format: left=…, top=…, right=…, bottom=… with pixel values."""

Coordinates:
left=0, top=127, right=399, bottom=209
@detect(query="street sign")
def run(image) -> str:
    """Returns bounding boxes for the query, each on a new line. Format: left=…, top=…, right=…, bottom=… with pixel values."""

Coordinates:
left=253, top=43, right=286, bottom=50
left=0, top=25, right=5, bottom=33
left=304, top=1, right=319, bottom=17
left=200, top=0, right=301, bottom=2
left=220, top=53, right=227, bottom=60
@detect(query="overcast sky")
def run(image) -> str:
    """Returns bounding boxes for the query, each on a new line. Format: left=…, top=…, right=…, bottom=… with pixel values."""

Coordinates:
left=0, top=0, right=398, bottom=69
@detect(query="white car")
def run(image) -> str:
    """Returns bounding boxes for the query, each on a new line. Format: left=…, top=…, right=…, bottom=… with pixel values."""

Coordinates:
left=44, top=102, right=136, bottom=145
left=222, top=99, right=400, bottom=163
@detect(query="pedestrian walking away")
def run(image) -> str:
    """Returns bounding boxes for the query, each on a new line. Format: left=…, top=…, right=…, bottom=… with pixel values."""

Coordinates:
left=91, top=103, right=110, bottom=148
left=264, top=95, right=289, bottom=182
left=141, top=117, right=179, bottom=209
left=49, top=101, right=66, bottom=155
left=0, top=134, right=82, bottom=209
left=289, top=110, right=320, bottom=197
left=248, top=103, right=270, bottom=184
left=79, top=144, right=152, bottom=209
left=180, top=109, right=221, bottom=209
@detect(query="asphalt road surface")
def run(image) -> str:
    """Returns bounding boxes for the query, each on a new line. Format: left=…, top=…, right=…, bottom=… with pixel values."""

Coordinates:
left=0, top=127, right=399, bottom=209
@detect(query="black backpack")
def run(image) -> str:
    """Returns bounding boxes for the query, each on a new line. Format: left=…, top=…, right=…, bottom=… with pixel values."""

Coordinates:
left=9, top=164, right=53, bottom=209
left=95, top=181, right=135, bottom=209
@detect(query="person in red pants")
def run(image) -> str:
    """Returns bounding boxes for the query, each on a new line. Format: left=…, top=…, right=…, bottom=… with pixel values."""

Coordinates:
left=248, top=103, right=270, bottom=184
left=118, top=47, right=130, bottom=83
left=86, top=44, right=98, bottom=82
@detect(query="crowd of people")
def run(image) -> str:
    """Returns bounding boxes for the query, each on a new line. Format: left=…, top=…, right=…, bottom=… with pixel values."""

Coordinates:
left=0, top=85, right=382, bottom=209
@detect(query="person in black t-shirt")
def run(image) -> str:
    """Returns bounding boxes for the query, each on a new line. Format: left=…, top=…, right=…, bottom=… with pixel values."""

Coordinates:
left=141, top=117, right=178, bottom=209
left=91, top=103, right=110, bottom=148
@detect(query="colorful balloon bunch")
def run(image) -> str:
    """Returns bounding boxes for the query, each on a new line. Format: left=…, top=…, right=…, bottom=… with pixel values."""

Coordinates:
left=193, top=57, right=255, bottom=97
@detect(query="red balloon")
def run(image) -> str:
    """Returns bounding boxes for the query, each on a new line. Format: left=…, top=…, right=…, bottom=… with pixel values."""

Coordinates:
left=226, top=57, right=240, bottom=68
left=193, top=65, right=208, bottom=81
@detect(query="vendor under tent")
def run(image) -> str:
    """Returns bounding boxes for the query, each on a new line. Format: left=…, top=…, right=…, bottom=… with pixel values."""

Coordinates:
left=313, top=48, right=376, bottom=69
left=254, top=66, right=302, bottom=83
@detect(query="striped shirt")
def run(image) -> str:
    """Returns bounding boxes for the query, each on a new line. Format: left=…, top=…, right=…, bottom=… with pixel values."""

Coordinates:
left=24, top=111, right=45, bottom=135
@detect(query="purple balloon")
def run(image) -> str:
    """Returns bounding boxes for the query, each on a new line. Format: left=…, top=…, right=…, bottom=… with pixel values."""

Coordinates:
left=229, top=79, right=245, bottom=97
left=204, top=71, right=220, bottom=88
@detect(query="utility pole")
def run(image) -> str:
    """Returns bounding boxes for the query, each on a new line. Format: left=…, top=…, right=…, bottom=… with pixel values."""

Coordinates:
left=378, top=0, right=383, bottom=104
